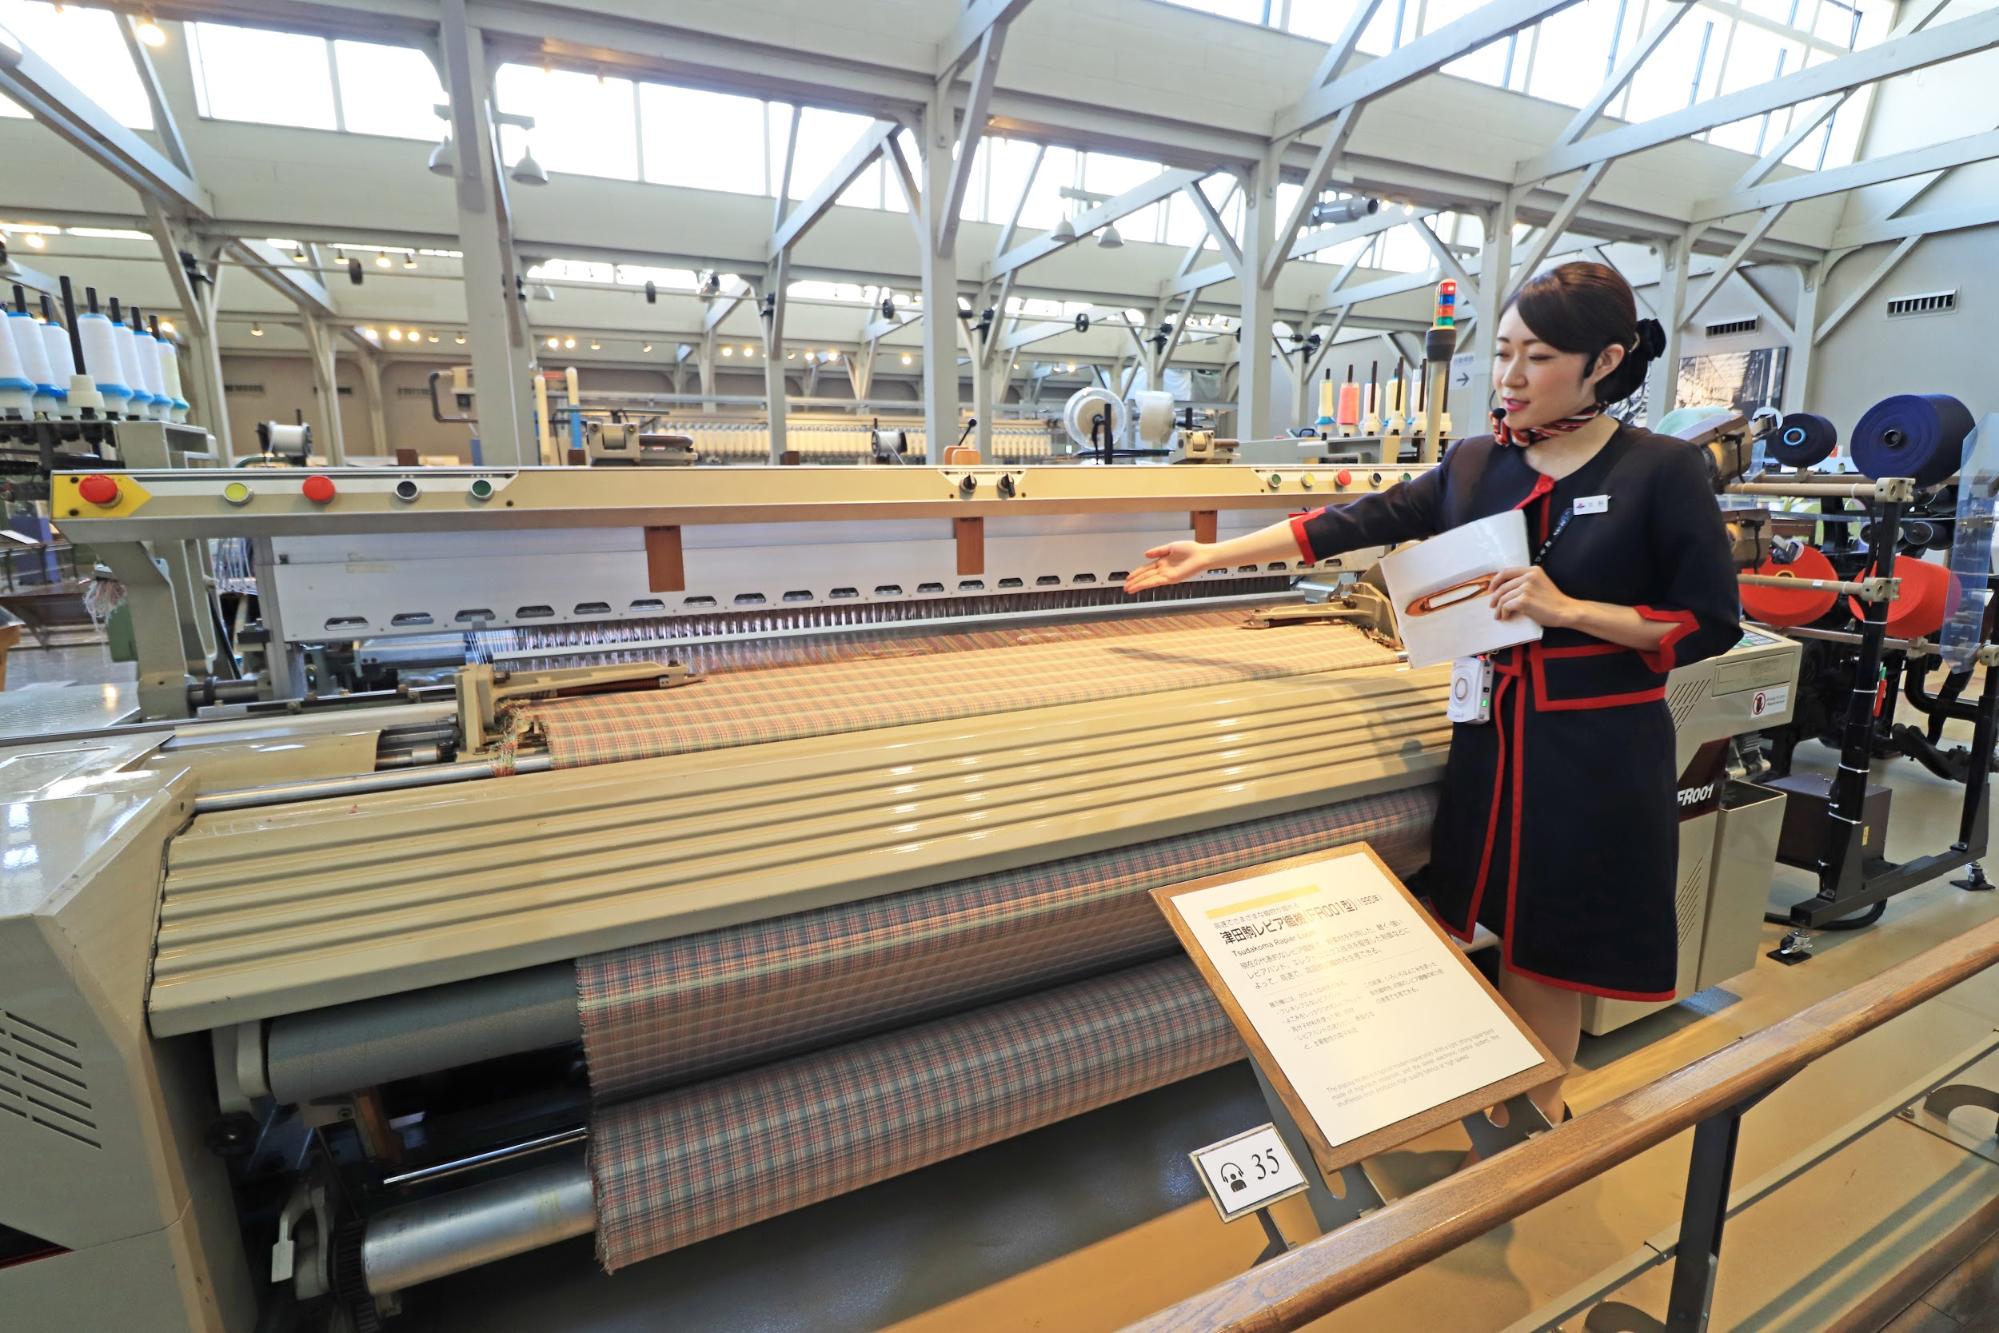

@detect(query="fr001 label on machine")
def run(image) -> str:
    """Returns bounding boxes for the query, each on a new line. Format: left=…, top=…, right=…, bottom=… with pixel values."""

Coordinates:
left=1188, top=1123, right=1309, bottom=1222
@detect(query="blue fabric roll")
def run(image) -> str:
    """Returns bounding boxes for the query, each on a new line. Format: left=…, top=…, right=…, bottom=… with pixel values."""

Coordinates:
left=1852, top=393, right=1975, bottom=486
left=1769, top=412, right=1837, bottom=468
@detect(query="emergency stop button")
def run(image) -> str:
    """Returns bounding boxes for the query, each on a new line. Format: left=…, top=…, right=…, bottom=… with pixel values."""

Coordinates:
left=302, top=474, right=337, bottom=504
left=78, top=474, right=120, bottom=506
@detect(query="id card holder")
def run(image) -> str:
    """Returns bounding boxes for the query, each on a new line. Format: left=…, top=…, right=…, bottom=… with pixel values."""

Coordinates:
left=1448, top=655, right=1493, bottom=725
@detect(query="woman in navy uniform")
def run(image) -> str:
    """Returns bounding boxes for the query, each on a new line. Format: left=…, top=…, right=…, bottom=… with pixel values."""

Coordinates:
left=1126, top=262, right=1740, bottom=1122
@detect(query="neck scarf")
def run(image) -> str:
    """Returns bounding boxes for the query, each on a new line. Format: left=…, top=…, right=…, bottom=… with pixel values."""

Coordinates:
left=1490, top=403, right=1602, bottom=448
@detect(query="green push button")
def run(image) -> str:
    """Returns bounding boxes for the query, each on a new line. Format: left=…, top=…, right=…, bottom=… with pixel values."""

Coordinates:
left=469, top=478, right=495, bottom=501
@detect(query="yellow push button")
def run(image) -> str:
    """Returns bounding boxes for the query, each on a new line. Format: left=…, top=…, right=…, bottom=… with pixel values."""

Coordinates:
left=222, top=481, right=252, bottom=506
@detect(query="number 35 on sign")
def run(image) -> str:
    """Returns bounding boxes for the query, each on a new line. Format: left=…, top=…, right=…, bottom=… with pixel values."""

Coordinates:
left=1189, top=1123, right=1310, bottom=1222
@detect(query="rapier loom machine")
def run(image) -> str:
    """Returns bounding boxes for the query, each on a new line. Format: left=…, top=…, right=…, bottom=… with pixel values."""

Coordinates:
left=2, top=432, right=1797, bottom=1331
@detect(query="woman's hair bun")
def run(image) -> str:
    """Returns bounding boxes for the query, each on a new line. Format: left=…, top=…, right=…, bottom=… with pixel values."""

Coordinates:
left=1634, top=317, right=1667, bottom=359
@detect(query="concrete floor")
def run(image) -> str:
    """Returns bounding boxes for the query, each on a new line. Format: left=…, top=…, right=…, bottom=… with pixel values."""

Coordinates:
left=393, top=692, right=1999, bottom=1333
left=17, top=639, right=1996, bottom=1331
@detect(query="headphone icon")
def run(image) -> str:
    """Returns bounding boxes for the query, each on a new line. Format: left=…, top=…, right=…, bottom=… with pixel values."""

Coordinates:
left=1219, top=1162, right=1247, bottom=1193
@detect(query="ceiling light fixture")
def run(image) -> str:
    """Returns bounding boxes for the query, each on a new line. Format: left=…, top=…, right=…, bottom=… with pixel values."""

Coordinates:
left=387, top=327, right=403, bottom=341
left=722, top=345, right=734, bottom=357
left=588, top=339, right=600, bottom=350
left=403, top=254, right=418, bottom=270
left=642, top=342, right=653, bottom=353
left=135, top=11, right=167, bottom=47
left=563, top=335, right=575, bottom=350
left=427, top=333, right=439, bottom=343
left=545, top=335, right=560, bottom=349
left=1051, top=217, right=1076, bottom=242
left=454, top=333, right=466, bottom=344
left=250, top=322, right=263, bottom=336
left=427, top=134, right=456, bottom=178
left=900, top=353, right=912, bottom=366
left=24, top=233, right=46, bottom=250
left=1096, top=224, right=1123, bottom=250
left=375, top=252, right=392, bottom=268
left=510, top=146, right=549, bottom=187
left=291, top=244, right=308, bottom=264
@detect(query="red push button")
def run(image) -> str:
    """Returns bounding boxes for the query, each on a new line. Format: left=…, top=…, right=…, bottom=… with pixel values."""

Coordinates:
left=1335, top=469, right=1353, bottom=488
left=78, top=474, right=120, bottom=506
left=302, top=474, right=337, bottom=504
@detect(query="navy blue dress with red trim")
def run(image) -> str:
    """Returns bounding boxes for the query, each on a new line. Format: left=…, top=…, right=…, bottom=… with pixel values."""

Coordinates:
left=1291, top=424, right=1740, bottom=999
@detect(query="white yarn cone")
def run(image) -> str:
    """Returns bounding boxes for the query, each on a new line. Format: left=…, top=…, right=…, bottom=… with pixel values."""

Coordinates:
left=40, top=320, right=76, bottom=418
left=78, top=313, right=131, bottom=415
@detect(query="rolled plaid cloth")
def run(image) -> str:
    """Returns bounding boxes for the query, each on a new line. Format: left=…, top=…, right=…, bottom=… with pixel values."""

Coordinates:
left=509, top=611, right=1400, bottom=769
left=589, top=956, right=1240, bottom=1271
left=577, top=786, right=1436, bottom=1101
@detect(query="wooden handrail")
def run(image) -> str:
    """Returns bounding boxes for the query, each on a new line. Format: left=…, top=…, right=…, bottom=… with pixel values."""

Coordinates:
left=1129, top=913, right=1999, bottom=1333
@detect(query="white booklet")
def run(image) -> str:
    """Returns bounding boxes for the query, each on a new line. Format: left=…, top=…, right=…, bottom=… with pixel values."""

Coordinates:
left=1379, top=509, right=1544, bottom=669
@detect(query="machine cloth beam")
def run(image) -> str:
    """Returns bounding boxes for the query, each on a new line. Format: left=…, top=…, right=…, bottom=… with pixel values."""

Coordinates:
left=578, top=786, right=1437, bottom=1100
left=588, top=955, right=1241, bottom=1271
left=152, top=652, right=1450, bottom=1034
left=503, top=610, right=1401, bottom=768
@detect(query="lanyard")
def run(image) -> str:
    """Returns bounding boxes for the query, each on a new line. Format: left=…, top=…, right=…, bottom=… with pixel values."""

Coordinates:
left=1532, top=499, right=1576, bottom=568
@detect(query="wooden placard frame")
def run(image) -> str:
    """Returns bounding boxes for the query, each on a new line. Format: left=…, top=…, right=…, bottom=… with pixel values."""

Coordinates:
left=1152, top=843, right=1564, bottom=1182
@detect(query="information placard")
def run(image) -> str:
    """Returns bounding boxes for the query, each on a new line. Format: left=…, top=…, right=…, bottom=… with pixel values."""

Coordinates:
left=1154, top=845, right=1561, bottom=1178
left=1189, top=1123, right=1310, bottom=1222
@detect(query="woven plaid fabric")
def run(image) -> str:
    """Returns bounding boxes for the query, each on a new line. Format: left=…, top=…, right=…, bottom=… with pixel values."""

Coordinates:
left=588, top=956, right=1241, bottom=1271
left=578, top=785, right=1436, bottom=1101
left=509, top=611, right=1400, bottom=769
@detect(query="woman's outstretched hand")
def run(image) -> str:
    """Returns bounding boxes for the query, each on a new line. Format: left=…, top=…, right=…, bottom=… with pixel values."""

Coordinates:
left=1124, top=542, right=1217, bottom=595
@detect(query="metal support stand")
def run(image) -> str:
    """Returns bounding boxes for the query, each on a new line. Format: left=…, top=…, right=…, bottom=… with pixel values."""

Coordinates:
left=1786, top=496, right=1998, bottom=929
left=1954, top=862, right=1994, bottom=892
left=1662, top=1094, right=1760, bottom=1333
left=1246, top=1060, right=1552, bottom=1244
left=95, top=540, right=196, bottom=718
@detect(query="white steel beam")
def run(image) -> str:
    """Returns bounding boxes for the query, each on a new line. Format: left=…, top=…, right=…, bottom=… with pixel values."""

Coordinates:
left=1412, top=216, right=1473, bottom=288
left=1832, top=198, right=1999, bottom=249
left=939, top=0, right=1033, bottom=78
left=1814, top=235, right=1919, bottom=343
left=936, top=24, right=1007, bottom=259
left=1275, top=0, right=1586, bottom=140
left=1506, top=161, right=1605, bottom=296
left=1694, top=128, right=1999, bottom=224
left=1731, top=94, right=1847, bottom=191
left=1516, top=10, right=1999, bottom=185
left=1682, top=206, right=1785, bottom=325
left=1555, top=3, right=1692, bottom=147
left=771, top=120, right=898, bottom=258
left=702, top=276, right=755, bottom=333
left=987, top=168, right=1202, bottom=278
left=1167, top=204, right=1415, bottom=298
left=117, top=14, right=194, bottom=177
left=1182, top=182, right=1245, bottom=280
left=1307, top=0, right=1387, bottom=90
left=0, top=31, right=209, bottom=217
left=1262, top=107, right=1360, bottom=288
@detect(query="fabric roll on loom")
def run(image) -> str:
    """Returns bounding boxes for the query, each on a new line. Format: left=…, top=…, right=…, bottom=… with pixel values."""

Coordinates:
left=588, top=956, right=1243, bottom=1271
left=577, top=785, right=1437, bottom=1099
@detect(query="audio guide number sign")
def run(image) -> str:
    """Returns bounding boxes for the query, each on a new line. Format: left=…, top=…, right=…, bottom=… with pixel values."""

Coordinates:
left=1189, top=1123, right=1309, bottom=1222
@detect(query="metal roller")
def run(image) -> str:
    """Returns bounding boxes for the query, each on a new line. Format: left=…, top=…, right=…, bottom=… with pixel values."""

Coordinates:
left=1767, top=412, right=1838, bottom=468
left=1851, top=393, right=1975, bottom=486
left=360, top=1153, right=595, bottom=1297
left=266, top=964, right=581, bottom=1104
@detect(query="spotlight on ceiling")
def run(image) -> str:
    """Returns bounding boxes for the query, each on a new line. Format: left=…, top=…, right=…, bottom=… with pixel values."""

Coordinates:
left=250, top=322, right=263, bottom=337
left=1307, top=195, right=1381, bottom=227
left=374, top=252, right=392, bottom=269
left=136, top=12, right=167, bottom=48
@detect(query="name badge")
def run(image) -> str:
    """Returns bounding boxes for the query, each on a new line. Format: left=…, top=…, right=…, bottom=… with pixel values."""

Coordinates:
left=1573, top=494, right=1610, bottom=515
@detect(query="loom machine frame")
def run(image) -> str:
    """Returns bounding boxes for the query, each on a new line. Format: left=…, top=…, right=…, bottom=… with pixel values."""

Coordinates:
left=1731, top=466, right=1999, bottom=932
